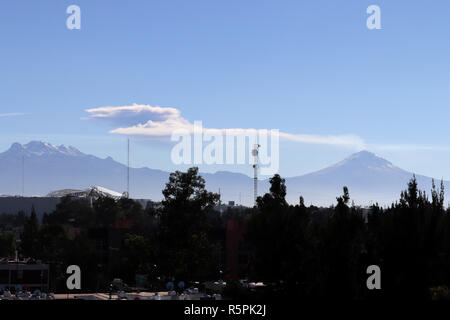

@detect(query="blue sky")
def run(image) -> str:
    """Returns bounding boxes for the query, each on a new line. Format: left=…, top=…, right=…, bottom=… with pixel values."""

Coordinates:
left=1, top=0, right=450, bottom=178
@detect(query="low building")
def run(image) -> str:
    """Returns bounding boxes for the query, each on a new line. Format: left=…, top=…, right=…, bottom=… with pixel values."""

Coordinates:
left=0, top=258, right=50, bottom=292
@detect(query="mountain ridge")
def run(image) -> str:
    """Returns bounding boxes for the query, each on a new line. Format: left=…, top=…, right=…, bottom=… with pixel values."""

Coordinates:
left=0, top=141, right=446, bottom=207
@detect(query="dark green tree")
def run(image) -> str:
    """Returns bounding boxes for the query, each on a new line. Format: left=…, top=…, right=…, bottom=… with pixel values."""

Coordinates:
left=0, top=232, right=16, bottom=257
left=44, top=196, right=94, bottom=227
left=94, top=196, right=120, bottom=227
left=118, top=234, right=154, bottom=284
left=20, top=206, right=40, bottom=257
left=247, top=174, right=295, bottom=283
left=157, top=167, right=221, bottom=281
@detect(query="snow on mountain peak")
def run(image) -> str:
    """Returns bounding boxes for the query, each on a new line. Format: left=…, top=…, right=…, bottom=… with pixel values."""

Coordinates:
left=331, top=150, right=396, bottom=170
left=6, top=141, right=85, bottom=157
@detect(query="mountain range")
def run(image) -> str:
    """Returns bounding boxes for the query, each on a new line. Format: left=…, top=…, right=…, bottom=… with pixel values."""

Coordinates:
left=0, top=141, right=446, bottom=207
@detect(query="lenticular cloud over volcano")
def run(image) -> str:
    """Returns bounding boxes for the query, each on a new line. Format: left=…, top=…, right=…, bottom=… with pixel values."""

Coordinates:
left=84, top=103, right=365, bottom=149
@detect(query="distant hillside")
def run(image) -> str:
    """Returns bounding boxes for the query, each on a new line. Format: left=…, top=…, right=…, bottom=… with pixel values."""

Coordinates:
left=0, top=142, right=446, bottom=207
left=0, top=141, right=255, bottom=204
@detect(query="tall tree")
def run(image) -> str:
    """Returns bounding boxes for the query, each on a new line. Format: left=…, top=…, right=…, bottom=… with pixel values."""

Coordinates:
left=0, top=232, right=15, bottom=257
left=247, top=174, right=292, bottom=283
left=21, top=205, right=40, bottom=257
left=157, top=167, right=220, bottom=280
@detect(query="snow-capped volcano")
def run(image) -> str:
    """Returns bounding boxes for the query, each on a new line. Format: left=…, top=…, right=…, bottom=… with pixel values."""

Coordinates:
left=331, top=150, right=397, bottom=170
left=0, top=141, right=170, bottom=200
left=6, top=141, right=86, bottom=157
left=284, top=150, right=440, bottom=206
left=312, top=150, right=401, bottom=176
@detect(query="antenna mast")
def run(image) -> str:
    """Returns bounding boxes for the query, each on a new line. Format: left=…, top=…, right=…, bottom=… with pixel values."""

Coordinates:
left=127, top=138, right=130, bottom=198
left=22, top=155, right=25, bottom=197
left=252, top=144, right=260, bottom=207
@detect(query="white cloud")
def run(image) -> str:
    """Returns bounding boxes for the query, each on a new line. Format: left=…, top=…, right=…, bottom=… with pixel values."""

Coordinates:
left=85, top=104, right=366, bottom=148
left=85, top=104, right=180, bottom=120
left=279, top=132, right=365, bottom=149
left=0, top=113, right=29, bottom=117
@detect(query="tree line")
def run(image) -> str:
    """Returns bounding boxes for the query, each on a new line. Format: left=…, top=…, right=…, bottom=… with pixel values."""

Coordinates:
left=1, top=168, right=450, bottom=299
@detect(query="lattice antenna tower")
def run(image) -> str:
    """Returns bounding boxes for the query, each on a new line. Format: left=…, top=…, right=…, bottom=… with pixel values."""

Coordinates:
left=252, top=144, right=260, bottom=207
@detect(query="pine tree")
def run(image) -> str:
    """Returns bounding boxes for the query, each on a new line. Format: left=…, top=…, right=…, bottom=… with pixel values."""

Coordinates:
left=21, top=205, right=39, bottom=257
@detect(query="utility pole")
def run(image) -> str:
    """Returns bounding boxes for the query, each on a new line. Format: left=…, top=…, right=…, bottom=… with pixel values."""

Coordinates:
left=22, top=156, right=25, bottom=197
left=127, top=138, right=130, bottom=198
left=252, top=144, right=260, bottom=207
